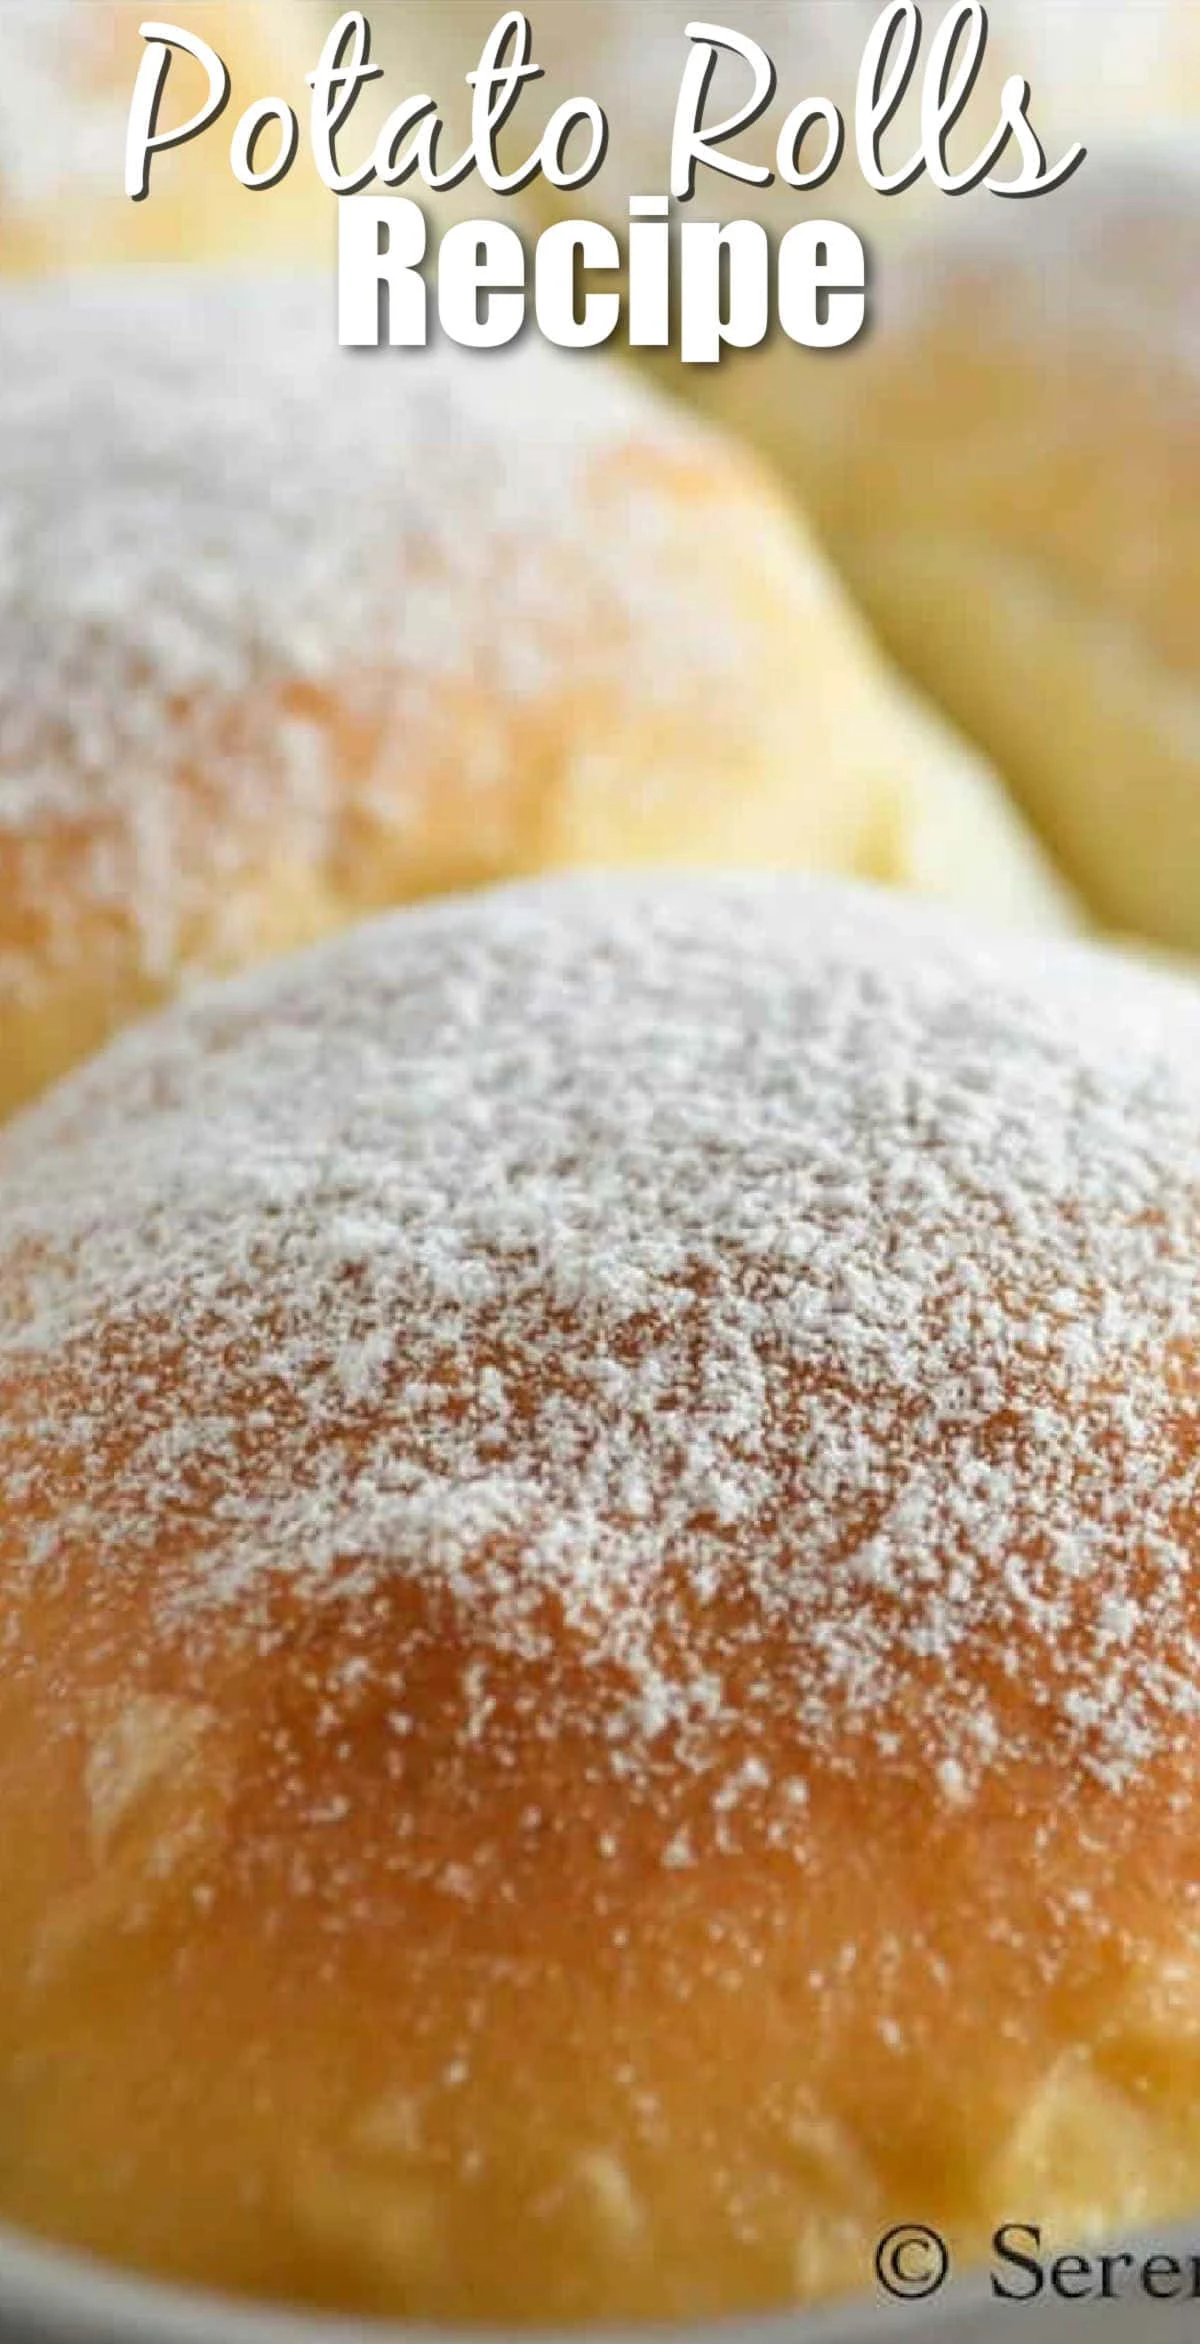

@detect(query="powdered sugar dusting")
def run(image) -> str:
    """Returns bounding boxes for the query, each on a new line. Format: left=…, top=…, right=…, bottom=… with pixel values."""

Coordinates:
left=3, top=875, right=1200, bottom=1833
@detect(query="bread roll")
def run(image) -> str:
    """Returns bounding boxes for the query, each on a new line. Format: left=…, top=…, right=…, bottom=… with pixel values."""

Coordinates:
left=1, top=871, right=1199, bottom=2324
left=398, top=9, right=1197, bottom=955
left=0, top=268, right=1076, bottom=1123
left=0, top=0, right=329, bottom=274
left=725, top=150, right=1198, bottom=952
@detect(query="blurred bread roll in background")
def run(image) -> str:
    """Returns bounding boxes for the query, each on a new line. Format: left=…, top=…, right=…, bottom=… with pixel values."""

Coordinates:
left=0, top=0, right=330, bottom=273
left=0, top=267, right=1075, bottom=1124
left=398, top=6, right=1197, bottom=956
left=705, top=149, right=1198, bottom=951
left=2, top=873, right=1200, bottom=2323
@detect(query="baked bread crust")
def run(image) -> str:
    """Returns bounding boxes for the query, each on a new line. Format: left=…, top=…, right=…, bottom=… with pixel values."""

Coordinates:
left=1, top=873, right=1197, bottom=2322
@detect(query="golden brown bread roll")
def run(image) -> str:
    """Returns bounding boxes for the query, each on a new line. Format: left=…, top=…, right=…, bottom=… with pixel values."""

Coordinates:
left=0, top=268, right=1077, bottom=1124
left=708, top=147, right=1200, bottom=955
left=1, top=872, right=1200, bottom=2325
left=0, top=1, right=331, bottom=274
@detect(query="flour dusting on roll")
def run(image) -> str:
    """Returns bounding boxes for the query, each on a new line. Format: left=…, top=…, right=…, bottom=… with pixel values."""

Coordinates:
left=0, top=268, right=1077, bottom=1123
left=1, top=874, right=1198, bottom=2322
